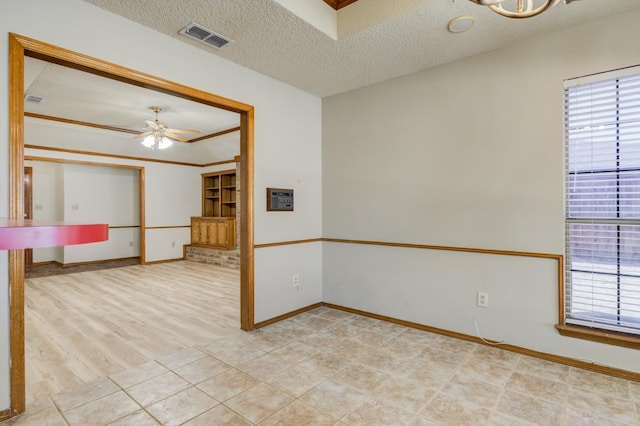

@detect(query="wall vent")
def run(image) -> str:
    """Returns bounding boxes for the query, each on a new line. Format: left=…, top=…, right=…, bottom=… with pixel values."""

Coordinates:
left=179, top=22, right=234, bottom=49
left=24, top=94, right=45, bottom=104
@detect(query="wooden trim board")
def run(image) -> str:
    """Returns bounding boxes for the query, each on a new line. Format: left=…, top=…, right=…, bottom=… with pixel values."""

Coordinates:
left=254, top=303, right=322, bottom=329
left=252, top=299, right=640, bottom=381
left=556, top=324, right=640, bottom=351
left=322, top=303, right=640, bottom=382
left=254, top=238, right=323, bottom=248
left=25, top=145, right=202, bottom=167
left=58, top=257, right=140, bottom=268
left=323, top=0, right=359, bottom=10
left=145, top=225, right=190, bottom=230
left=0, top=409, right=11, bottom=422
left=143, top=258, right=186, bottom=265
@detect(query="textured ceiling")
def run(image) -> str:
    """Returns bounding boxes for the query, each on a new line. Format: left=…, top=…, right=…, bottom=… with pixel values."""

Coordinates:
left=24, top=0, right=640, bottom=164
left=81, top=0, right=640, bottom=97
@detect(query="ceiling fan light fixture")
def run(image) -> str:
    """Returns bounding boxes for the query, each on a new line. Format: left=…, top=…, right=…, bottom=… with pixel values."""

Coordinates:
left=469, top=0, right=570, bottom=19
left=157, top=137, right=173, bottom=150
left=142, top=135, right=155, bottom=148
left=142, top=134, right=173, bottom=150
left=137, top=106, right=198, bottom=149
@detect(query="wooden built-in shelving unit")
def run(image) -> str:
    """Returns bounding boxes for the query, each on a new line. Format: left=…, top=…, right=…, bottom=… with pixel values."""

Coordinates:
left=192, top=169, right=237, bottom=250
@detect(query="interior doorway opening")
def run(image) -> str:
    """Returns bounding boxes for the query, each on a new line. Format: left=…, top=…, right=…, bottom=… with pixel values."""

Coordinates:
left=8, top=33, right=255, bottom=417
left=23, top=159, right=145, bottom=278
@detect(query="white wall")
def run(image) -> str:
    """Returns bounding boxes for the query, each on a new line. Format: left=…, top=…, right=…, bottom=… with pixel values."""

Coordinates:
left=24, top=148, right=212, bottom=263
left=0, top=0, right=323, bottom=410
left=143, top=161, right=204, bottom=262
left=25, top=160, right=141, bottom=264
left=26, top=161, right=63, bottom=263
left=63, top=163, right=140, bottom=264
left=255, top=242, right=323, bottom=321
left=322, top=10, right=640, bottom=373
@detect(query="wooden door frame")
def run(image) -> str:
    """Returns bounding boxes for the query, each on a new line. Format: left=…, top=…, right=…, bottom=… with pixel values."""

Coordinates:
left=8, top=33, right=255, bottom=416
left=23, top=167, right=33, bottom=266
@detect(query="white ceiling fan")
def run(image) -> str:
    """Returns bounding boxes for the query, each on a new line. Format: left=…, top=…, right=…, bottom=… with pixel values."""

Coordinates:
left=136, top=106, right=200, bottom=150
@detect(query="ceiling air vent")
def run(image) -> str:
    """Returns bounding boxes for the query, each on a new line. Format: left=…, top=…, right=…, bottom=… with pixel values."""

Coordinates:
left=179, top=22, right=234, bottom=50
left=24, top=94, right=45, bottom=104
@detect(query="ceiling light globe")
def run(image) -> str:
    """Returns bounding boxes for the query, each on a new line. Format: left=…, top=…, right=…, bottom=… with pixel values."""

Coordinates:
left=142, top=135, right=155, bottom=148
left=158, top=137, right=173, bottom=150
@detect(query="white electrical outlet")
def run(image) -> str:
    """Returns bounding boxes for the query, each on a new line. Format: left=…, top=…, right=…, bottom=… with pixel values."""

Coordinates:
left=129, top=241, right=133, bottom=247
left=292, top=274, right=300, bottom=287
left=171, top=241, right=176, bottom=247
left=477, top=292, right=489, bottom=308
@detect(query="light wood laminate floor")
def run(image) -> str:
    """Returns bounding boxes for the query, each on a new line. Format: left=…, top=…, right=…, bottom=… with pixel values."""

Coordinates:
left=24, top=261, right=240, bottom=405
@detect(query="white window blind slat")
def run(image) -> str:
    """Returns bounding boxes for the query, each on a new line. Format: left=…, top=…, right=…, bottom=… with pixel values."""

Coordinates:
left=564, top=66, right=640, bottom=335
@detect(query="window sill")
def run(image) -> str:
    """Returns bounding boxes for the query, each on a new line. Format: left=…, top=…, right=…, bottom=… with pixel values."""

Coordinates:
left=555, top=324, right=640, bottom=350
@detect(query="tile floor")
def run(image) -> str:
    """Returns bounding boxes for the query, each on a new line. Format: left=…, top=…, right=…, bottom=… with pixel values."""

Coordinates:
left=3, top=306, right=640, bottom=425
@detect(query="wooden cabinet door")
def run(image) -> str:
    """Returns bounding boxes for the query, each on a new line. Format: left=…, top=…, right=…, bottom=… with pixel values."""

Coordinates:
left=206, top=221, right=218, bottom=246
left=198, top=220, right=208, bottom=244
left=191, top=222, right=200, bottom=244
left=217, top=221, right=227, bottom=246
left=190, top=217, right=235, bottom=250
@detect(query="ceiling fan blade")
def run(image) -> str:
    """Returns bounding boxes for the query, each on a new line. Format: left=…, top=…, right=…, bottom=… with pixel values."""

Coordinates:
left=166, top=128, right=201, bottom=135
left=145, top=120, right=160, bottom=129
left=164, top=131, right=189, bottom=142
left=134, top=130, right=153, bottom=139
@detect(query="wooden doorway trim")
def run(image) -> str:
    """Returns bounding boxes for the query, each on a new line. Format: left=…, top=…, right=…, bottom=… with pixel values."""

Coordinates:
left=8, top=33, right=255, bottom=417
left=23, top=167, right=33, bottom=266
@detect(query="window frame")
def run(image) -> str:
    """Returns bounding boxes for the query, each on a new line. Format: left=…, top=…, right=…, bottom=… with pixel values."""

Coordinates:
left=558, top=65, right=640, bottom=350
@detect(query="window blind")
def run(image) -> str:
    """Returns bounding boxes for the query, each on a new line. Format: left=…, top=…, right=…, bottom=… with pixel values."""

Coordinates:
left=564, top=66, right=640, bottom=335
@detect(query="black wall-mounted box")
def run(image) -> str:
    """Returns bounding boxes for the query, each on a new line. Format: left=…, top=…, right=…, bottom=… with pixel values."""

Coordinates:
left=267, top=188, right=294, bottom=211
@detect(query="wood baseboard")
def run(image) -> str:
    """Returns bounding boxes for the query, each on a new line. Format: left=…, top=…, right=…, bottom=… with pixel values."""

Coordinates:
left=29, top=260, right=61, bottom=267
left=254, top=303, right=322, bottom=329
left=143, top=257, right=185, bottom=265
left=321, top=303, right=640, bottom=382
left=60, top=256, right=139, bottom=268
left=0, top=408, right=11, bottom=422
left=252, top=301, right=640, bottom=382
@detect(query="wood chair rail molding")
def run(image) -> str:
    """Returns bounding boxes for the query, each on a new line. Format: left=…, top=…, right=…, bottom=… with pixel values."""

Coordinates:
left=8, top=32, right=255, bottom=418
left=254, top=238, right=323, bottom=248
left=145, top=225, right=191, bottom=230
